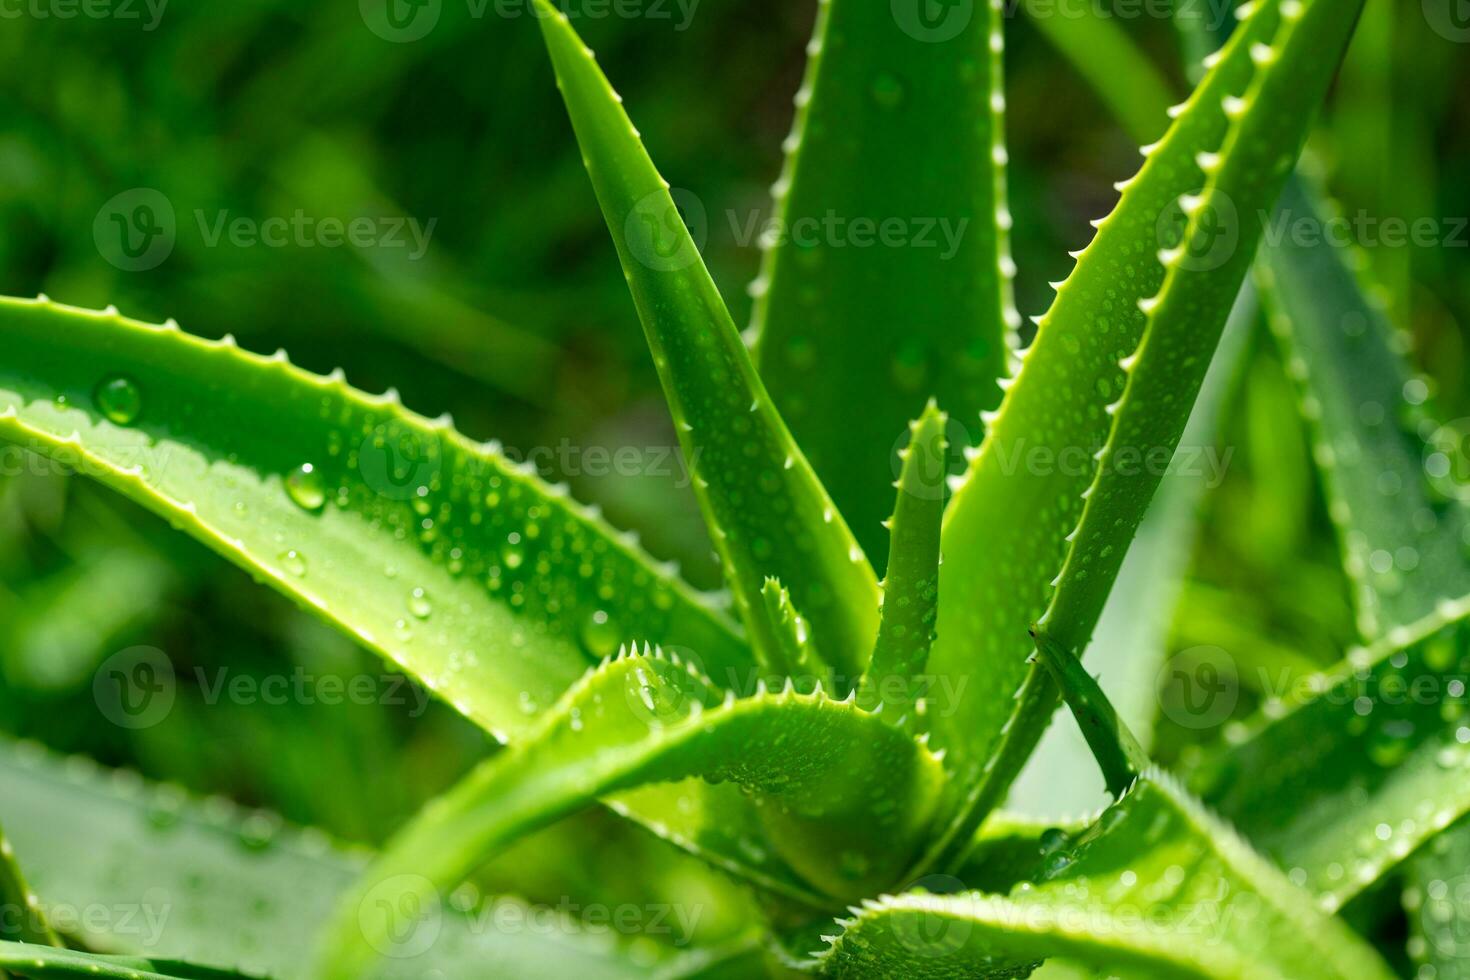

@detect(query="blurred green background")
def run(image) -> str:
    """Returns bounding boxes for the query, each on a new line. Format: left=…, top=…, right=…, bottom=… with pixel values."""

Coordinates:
left=0, top=0, right=1465, bottom=954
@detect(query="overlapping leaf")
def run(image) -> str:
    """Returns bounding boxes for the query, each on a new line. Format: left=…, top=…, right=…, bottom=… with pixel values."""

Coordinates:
left=923, top=0, right=1364, bottom=867
left=810, top=772, right=1391, bottom=979
left=0, top=296, right=790, bottom=897
left=748, top=0, right=1015, bottom=564
left=321, top=648, right=946, bottom=978
left=1191, top=598, right=1470, bottom=911
left=532, top=2, right=879, bottom=681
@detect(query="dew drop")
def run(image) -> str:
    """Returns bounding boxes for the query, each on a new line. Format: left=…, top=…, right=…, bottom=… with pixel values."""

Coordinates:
left=279, top=550, right=307, bottom=577
left=870, top=72, right=905, bottom=109
left=408, top=587, right=433, bottom=619
left=580, top=609, right=620, bottom=658
left=285, top=464, right=327, bottom=512
left=95, top=374, right=142, bottom=425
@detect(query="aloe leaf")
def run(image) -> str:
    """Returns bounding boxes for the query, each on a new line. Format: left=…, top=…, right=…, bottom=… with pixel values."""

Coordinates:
left=926, top=0, right=1364, bottom=866
left=0, top=740, right=661, bottom=980
left=1404, top=817, right=1470, bottom=977
left=747, top=0, right=1014, bottom=566
left=0, top=944, right=258, bottom=980
left=1191, top=598, right=1470, bottom=912
left=0, top=296, right=749, bottom=739
left=531, top=3, right=879, bottom=681
left=322, top=647, right=946, bottom=978
left=857, top=402, right=945, bottom=715
left=1257, top=176, right=1470, bottom=639
left=1031, top=633, right=1149, bottom=800
left=1035, top=0, right=1361, bottom=677
left=1008, top=294, right=1253, bottom=818
left=0, top=823, right=58, bottom=947
left=757, top=577, right=829, bottom=686
left=810, top=772, right=1393, bottom=979
left=0, top=296, right=795, bottom=888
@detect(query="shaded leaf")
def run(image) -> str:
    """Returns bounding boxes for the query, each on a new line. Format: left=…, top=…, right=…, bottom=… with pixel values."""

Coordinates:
left=748, top=0, right=1015, bottom=566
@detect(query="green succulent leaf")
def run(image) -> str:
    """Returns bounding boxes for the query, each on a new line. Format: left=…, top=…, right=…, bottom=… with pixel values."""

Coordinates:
left=532, top=2, right=879, bottom=683
left=924, top=0, right=1364, bottom=867
left=0, top=740, right=658, bottom=980
left=858, top=402, right=946, bottom=716
left=0, top=296, right=748, bottom=739
left=0, top=296, right=794, bottom=892
left=322, top=647, right=946, bottom=978
left=0, top=822, right=58, bottom=948
left=1258, top=176, right=1470, bottom=639
left=811, top=772, right=1392, bottom=979
left=1030, top=633, right=1149, bottom=800
left=0, top=944, right=259, bottom=980
left=1191, top=599, right=1470, bottom=912
left=757, top=577, right=829, bottom=687
left=1009, top=292, right=1253, bottom=818
left=748, top=0, right=1014, bottom=566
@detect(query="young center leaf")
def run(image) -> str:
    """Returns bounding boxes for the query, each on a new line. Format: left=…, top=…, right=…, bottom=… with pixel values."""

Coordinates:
left=532, top=2, right=879, bottom=683
left=857, top=402, right=946, bottom=716
left=923, top=0, right=1366, bottom=867
left=320, top=647, right=946, bottom=979
left=748, top=0, right=1015, bottom=565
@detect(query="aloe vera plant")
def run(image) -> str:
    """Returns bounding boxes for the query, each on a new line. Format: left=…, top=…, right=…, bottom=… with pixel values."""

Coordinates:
left=5, top=0, right=1467, bottom=976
